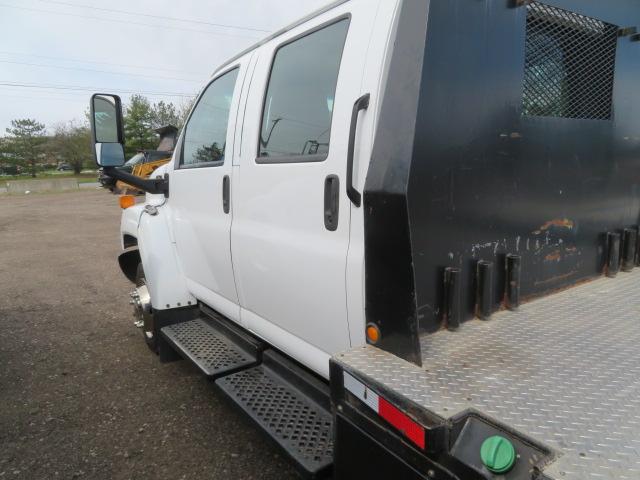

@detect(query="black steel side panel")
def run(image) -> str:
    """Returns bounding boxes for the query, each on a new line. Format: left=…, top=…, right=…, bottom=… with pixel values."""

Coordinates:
left=364, top=0, right=431, bottom=364
left=334, top=414, right=431, bottom=480
left=367, top=0, right=640, bottom=338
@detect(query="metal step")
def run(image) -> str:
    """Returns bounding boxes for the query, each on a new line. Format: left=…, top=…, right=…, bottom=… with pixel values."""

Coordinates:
left=216, top=350, right=333, bottom=479
left=160, top=317, right=260, bottom=377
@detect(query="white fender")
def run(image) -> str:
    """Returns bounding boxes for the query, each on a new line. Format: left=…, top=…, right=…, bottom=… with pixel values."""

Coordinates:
left=136, top=204, right=196, bottom=311
left=121, top=163, right=196, bottom=311
left=120, top=203, right=144, bottom=249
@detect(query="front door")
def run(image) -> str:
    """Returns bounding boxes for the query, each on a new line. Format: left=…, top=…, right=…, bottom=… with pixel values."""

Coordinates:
left=170, top=62, right=246, bottom=321
left=231, top=1, right=380, bottom=372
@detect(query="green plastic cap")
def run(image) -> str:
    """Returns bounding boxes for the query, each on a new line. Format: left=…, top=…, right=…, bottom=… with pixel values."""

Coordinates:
left=480, top=436, right=516, bottom=474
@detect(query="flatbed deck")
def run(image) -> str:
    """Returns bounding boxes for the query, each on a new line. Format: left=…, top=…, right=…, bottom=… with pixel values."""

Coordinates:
left=337, top=269, right=640, bottom=479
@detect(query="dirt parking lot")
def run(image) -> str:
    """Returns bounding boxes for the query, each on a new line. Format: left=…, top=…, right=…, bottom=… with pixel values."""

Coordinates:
left=0, top=190, right=299, bottom=480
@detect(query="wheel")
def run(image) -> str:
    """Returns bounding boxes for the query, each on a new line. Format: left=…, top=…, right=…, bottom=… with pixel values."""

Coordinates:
left=132, top=263, right=157, bottom=353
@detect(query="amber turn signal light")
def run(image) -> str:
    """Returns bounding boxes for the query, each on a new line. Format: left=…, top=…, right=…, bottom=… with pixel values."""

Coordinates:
left=366, top=323, right=381, bottom=345
left=119, top=195, right=136, bottom=209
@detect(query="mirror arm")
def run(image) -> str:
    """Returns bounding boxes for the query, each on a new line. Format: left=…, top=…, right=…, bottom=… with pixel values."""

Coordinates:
left=103, top=167, right=169, bottom=197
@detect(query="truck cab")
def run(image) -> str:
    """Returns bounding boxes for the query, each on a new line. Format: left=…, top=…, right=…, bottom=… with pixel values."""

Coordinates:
left=101, top=0, right=394, bottom=377
left=91, top=1, right=640, bottom=479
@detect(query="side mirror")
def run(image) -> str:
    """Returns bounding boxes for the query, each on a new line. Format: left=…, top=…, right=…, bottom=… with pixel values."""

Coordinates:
left=90, top=94, right=125, bottom=167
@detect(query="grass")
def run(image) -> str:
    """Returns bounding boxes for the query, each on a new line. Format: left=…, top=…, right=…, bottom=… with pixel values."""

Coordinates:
left=0, top=171, right=98, bottom=185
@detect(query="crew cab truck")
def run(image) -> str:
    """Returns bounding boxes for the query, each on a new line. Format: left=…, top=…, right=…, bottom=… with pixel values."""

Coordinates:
left=90, top=0, right=640, bottom=478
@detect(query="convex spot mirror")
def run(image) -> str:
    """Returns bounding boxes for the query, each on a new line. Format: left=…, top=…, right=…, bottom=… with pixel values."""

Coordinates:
left=91, top=93, right=125, bottom=167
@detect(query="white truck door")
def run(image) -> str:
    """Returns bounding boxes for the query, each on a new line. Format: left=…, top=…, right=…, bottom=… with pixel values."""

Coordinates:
left=169, top=61, right=247, bottom=322
left=232, top=1, right=382, bottom=372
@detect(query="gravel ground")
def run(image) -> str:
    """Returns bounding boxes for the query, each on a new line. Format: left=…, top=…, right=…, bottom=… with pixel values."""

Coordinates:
left=0, top=190, right=299, bottom=480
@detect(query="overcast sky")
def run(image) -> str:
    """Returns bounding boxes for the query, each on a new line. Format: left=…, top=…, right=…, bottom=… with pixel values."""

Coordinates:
left=0, top=0, right=329, bottom=133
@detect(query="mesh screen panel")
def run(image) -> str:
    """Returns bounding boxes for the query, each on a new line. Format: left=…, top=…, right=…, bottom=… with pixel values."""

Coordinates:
left=523, top=2, right=619, bottom=120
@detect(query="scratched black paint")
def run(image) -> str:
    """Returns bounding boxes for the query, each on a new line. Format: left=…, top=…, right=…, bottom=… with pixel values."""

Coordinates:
left=364, top=0, right=640, bottom=362
left=364, top=0, right=429, bottom=365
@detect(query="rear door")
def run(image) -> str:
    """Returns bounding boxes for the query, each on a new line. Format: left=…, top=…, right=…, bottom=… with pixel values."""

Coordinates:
left=170, top=61, right=247, bottom=321
left=232, top=1, right=382, bottom=372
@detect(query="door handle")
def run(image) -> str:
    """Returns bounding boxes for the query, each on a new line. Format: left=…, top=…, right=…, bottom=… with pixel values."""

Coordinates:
left=324, top=175, right=340, bottom=231
left=347, top=93, right=370, bottom=207
left=222, top=175, right=230, bottom=214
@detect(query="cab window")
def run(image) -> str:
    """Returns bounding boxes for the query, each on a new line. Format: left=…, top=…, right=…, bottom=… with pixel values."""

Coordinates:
left=181, top=68, right=239, bottom=167
left=258, top=19, right=349, bottom=163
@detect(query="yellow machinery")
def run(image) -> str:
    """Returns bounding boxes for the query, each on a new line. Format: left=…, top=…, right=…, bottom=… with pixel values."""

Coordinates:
left=115, top=154, right=170, bottom=195
left=114, top=125, right=178, bottom=195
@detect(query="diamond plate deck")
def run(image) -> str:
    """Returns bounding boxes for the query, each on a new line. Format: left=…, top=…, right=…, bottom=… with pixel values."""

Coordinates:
left=161, top=318, right=257, bottom=377
left=336, top=270, right=640, bottom=479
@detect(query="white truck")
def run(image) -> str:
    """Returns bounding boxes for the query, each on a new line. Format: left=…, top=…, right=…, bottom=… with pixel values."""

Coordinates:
left=91, top=0, right=640, bottom=478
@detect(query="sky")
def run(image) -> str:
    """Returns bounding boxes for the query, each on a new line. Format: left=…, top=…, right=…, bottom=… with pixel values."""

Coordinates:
left=0, top=0, right=329, bottom=134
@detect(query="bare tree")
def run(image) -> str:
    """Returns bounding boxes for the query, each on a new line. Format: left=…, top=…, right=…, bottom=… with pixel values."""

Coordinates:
left=176, top=97, right=197, bottom=130
left=52, top=120, right=92, bottom=175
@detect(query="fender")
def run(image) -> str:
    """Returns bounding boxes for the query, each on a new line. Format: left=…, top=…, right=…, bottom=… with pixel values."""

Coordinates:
left=120, top=203, right=144, bottom=249
left=117, top=162, right=195, bottom=311
left=118, top=204, right=144, bottom=282
left=137, top=204, right=196, bottom=311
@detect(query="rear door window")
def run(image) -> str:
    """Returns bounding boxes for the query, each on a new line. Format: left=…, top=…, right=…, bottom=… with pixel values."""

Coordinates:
left=258, top=19, right=350, bottom=163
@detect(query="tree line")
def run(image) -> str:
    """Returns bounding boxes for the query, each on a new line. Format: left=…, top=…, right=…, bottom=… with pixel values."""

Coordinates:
left=0, top=95, right=194, bottom=176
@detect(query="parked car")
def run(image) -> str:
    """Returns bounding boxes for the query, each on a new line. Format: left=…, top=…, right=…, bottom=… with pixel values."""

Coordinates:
left=56, top=163, right=73, bottom=171
left=0, top=164, right=19, bottom=175
left=89, top=1, right=640, bottom=479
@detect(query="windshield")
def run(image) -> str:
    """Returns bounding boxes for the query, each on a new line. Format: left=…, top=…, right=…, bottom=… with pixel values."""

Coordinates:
left=124, top=153, right=145, bottom=167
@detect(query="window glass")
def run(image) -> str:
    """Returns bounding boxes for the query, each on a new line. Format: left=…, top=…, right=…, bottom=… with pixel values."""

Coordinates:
left=124, top=153, right=145, bottom=167
left=259, top=19, right=349, bottom=160
left=182, top=68, right=239, bottom=166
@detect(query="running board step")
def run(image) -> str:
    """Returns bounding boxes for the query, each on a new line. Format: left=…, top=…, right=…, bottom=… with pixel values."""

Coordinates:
left=160, top=317, right=262, bottom=378
left=216, top=350, right=333, bottom=479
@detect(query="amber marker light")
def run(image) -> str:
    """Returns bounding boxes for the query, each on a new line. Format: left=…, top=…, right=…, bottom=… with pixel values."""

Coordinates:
left=119, top=195, right=136, bottom=209
left=366, top=323, right=381, bottom=345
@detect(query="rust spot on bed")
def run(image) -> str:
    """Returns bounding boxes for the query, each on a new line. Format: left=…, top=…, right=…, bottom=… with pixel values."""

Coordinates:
left=534, top=271, right=577, bottom=286
left=532, top=218, right=575, bottom=235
